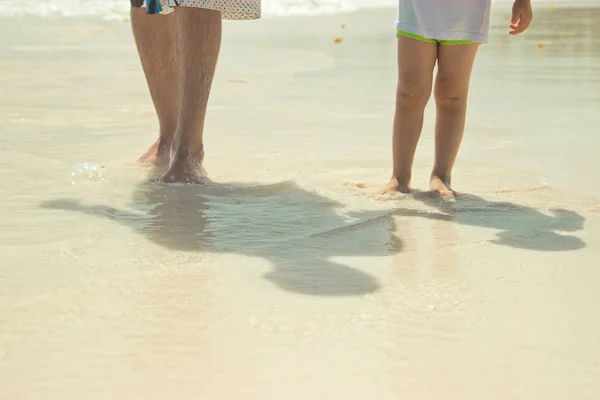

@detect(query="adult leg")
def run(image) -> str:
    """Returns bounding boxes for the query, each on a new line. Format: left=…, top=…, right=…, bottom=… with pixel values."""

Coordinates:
left=382, top=35, right=438, bottom=194
left=431, top=43, right=479, bottom=195
left=161, top=7, right=222, bottom=184
left=131, top=7, right=179, bottom=166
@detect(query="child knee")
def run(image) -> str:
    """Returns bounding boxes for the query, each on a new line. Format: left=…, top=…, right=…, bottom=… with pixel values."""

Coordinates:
left=434, top=83, right=468, bottom=110
left=396, top=81, right=431, bottom=108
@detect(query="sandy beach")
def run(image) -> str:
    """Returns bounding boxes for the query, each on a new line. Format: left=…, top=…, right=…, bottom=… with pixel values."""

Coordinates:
left=1, top=2, right=600, bottom=399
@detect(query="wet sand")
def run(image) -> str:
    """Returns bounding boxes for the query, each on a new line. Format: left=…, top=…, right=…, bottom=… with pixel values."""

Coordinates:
left=1, top=3, right=600, bottom=399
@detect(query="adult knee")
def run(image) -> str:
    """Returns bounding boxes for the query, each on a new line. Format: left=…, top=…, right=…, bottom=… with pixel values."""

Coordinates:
left=396, top=79, right=431, bottom=109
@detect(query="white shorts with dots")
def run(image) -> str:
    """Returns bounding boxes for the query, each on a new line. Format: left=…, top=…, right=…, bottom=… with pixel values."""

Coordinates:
left=136, top=0, right=261, bottom=20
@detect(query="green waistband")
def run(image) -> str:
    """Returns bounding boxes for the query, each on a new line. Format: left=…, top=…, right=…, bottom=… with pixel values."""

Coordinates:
left=396, top=30, right=475, bottom=45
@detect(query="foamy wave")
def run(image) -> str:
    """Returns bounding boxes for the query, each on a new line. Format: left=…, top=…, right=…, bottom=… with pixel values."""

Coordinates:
left=0, top=0, right=391, bottom=19
left=0, top=0, right=125, bottom=18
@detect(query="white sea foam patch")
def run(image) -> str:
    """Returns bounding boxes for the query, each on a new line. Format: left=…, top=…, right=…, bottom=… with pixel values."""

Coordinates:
left=0, top=0, right=393, bottom=19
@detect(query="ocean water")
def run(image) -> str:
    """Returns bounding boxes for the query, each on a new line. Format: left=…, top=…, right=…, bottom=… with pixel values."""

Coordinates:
left=0, top=0, right=393, bottom=18
left=0, top=0, right=570, bottom=19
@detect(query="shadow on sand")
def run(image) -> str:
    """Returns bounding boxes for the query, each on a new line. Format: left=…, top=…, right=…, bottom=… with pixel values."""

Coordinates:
left=40, top=180, right=586, bottom=296
left=403, top=191, right=586, bottom=252
left=41, top=180, right=398, bottom=297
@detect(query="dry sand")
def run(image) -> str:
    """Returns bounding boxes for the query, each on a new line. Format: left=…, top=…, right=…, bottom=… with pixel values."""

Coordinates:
left=1, top=3, right=599, bottom=399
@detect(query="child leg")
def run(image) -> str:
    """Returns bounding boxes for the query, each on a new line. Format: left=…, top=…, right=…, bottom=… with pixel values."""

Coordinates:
left=382, top=35, right=437, bottom=194
left=431, top=43, right=479, bottom=195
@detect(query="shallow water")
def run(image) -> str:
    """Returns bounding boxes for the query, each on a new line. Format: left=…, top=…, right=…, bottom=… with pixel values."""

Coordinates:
left=1, top=4, right=600, bottom=399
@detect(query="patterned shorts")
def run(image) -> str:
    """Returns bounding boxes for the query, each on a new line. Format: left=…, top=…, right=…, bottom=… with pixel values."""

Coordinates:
left=131, top=0, right=261, bottom=20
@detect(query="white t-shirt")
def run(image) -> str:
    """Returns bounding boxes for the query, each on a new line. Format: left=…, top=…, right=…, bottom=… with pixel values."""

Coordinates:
left=395, top=0, right=492, bottom=43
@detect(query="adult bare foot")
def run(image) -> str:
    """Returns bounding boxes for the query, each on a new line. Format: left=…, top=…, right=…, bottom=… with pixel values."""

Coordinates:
left=380, top=177, right=412, bottom=195
left=160, top=152, right=207, bottom=184
left=430, top=175, right=456, bottom=196
left=135, top=139, right=160, bottom=166
left=135, top=138, right=172, bottom=167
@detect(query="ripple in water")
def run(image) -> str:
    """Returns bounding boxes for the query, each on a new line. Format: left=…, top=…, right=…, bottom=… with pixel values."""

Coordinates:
left=71, top=162, right=104, bottom=185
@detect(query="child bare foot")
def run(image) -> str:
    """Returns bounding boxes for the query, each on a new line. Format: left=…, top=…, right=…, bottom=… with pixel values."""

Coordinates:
left=160, top=152, right=207, bottom=184
left=430, top=175, right=456, bottom=196
left=380, top=177, right=412, bottom=195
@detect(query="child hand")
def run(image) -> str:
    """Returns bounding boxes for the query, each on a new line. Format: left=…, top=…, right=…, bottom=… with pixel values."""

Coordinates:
left=510, top=0, right=533, bottom=35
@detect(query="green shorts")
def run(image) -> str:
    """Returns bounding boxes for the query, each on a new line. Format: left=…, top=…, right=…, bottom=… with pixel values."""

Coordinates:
left=397, top=30, right=476, bottom=46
